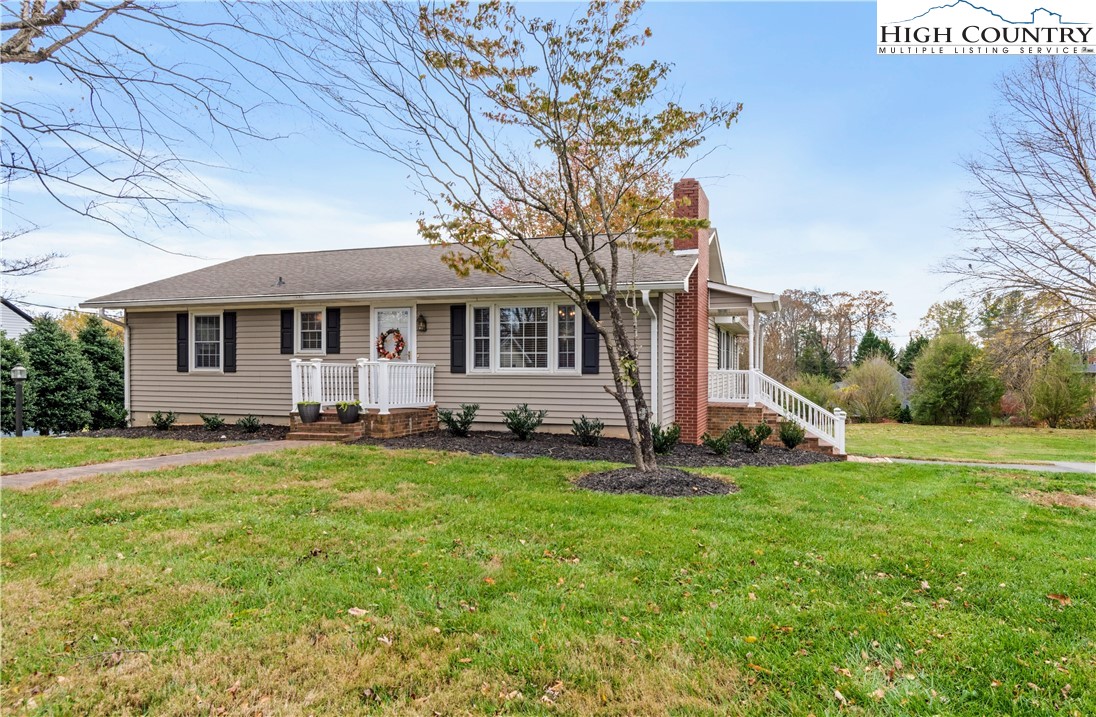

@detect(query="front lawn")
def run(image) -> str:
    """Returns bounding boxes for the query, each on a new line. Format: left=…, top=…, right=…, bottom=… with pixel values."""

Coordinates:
left=847, top=423, right=1095, bottom=464
left=0, top=436, right=239, bottom=475
left=2, top=445, right=1093, bottom=715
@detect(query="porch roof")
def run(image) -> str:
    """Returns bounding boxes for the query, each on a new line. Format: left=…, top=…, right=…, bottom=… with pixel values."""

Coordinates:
left=83, top=238, right=699, bottom=309
left=708, top=281, right=780, bottom=314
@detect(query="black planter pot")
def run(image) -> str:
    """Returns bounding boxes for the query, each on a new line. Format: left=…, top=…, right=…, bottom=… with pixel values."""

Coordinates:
left=337, top=404, right=361, bottom=424
left=297, top=403, right=321, bottom=424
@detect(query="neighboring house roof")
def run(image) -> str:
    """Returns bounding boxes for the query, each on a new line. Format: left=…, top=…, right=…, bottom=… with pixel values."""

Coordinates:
left=82, top=238, right=700, bottom=309
left=1, top=299, right=34, bottom=338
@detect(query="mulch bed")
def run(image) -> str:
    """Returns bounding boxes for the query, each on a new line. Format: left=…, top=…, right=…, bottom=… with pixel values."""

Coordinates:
left=356, top=430, right=839, bottom=468
left=84, top=425, right=290, bottom=442
left=574, top=467, right=738, bottom=497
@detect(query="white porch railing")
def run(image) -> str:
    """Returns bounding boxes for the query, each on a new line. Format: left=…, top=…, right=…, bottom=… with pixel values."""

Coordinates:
left=709, top=368, right=846, bottom=454
left=290, top=358, right=435, bottom=414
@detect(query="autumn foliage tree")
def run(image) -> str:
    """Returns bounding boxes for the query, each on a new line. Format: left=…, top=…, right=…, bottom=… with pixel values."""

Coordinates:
left=273, top=0, right=739, bottom=470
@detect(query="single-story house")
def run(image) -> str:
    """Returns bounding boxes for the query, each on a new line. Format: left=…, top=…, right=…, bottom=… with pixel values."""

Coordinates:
left=1, top=298, right=34, bottom=340
left=83, top=179, right=846, bottom=454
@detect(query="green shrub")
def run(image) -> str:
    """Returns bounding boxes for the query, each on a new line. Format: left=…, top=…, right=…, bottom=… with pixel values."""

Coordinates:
left=893, top=404, right=913, bottom=423
left=439, top=403, right=479, bottom=437
left=911, top=335, right=1003, bottom=425
left=21, top=317, right=96, bottom=435
left=778, top=420, right=805, bottom=449
left=1059, top=412, right=1096, bottom=430
left=200, top=413, right=226, bottom=431
left=650, top=422, right=680, bottom=455
left=502, top=404, right=546, bottom=441
left=149, top=410, right=178, bottom=431
left=742, top=423, right=772, bottom=453
left=701, top=428, right=734, bottom=456
left=235, top=415, right=262, bottom=433
left=727, top=422, right=751, bottom=444
left=1031, top=350, right=1091, bottom=428
left=336, top=400, right=361, bottom=410
left=77, top=316, right=125, bottom=429
left=789, top=374, right=837, bottom=410
left=571, top=415, right=604, bottom=447
left=842, top=357, right=901, bottom=423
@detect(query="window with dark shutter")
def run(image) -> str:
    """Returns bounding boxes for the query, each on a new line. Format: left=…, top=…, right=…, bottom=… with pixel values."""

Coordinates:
left=280, top=309, right=294, bottom=354
left=326, top=308, right=341, bottom=354
left=450, top=304, right=467, bottom=374
left=581, top=301, right=600, bottom=375
left=176, top=313, right=189, bottom=373
left=223, top=312, right=237, bottom=373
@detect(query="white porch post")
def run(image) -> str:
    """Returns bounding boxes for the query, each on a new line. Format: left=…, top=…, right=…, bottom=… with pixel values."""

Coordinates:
left=746, top=306, right=756, bottom=370
left=309, top=358, right=323, bottom=404
left=290, top=358, right=302, bottom=408
left=376, top=358, right=391, bottom=415
left=356, top=358, right=369, bottom=407
left=758, top=319, right=765, bottom=374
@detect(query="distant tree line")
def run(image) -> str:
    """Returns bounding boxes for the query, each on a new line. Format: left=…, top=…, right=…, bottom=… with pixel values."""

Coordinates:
left=1, top=315, right=125, bottom=434
left=760, top=289, right=1092, bottom=428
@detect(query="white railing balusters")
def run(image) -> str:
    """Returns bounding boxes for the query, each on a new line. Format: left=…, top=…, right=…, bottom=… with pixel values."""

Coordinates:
left=708, top=368, right=846, bottom=454
left=290, top=359, right=435, bottom=414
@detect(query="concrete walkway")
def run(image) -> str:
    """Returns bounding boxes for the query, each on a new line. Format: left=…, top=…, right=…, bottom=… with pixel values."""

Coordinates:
left=850, top=455, right=1094, bottom=474
left=1, top=440, right=317, bottom=490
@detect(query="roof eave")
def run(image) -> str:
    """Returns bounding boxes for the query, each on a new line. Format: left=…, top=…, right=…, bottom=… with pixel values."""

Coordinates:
left=81, top=280, right=689, bottom=310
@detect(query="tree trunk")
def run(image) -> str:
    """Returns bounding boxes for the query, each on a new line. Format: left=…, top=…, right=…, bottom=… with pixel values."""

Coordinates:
left=599, top=292, right=658, bottom=472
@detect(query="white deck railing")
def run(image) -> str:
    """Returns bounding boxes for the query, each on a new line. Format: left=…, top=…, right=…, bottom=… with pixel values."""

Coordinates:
left=291, top=358, right=435, bottom=414
left=709, top=368, right=846, bottom=454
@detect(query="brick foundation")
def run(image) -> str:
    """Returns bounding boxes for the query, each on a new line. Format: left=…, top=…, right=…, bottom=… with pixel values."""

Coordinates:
left=288, top=406, right=438, bottom=442
left=708, top=403, right=842, bottom=457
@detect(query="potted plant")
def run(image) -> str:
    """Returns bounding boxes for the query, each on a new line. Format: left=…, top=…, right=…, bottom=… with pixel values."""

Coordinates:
left=296, top=401, right=321, bottom=424
left=336, top=400, right=361, bottom=424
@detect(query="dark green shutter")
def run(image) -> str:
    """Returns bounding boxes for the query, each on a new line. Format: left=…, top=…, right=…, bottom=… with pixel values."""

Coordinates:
left=326, top=307, right=341, bottom=354
left=581, top=301, right=600, bottom=375
left=450, top=305, right=467, bottom=374
left=176, top=313, right=189, bottom=373
left=280, top=309, right=294, bottom=355
left=223, top=312, right=237, bottom=373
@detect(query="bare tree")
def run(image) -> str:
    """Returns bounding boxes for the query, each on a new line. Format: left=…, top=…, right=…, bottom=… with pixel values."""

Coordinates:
left=268, top=0, right=738, bottom=470
left=2, top=1, right=288, bottom=251
left=1, top=225, right=61, bottom=286
left=944, top=57, right=1096, bottom=339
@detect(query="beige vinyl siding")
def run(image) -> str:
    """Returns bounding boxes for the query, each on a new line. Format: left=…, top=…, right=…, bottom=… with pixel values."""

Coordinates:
left=127, top=307, right=371, bottom=424
left=417, top=301, right=652, bottom=431
left=660, top=293, right=676, bottom=425
left=709, top=317, right=719, bottom=372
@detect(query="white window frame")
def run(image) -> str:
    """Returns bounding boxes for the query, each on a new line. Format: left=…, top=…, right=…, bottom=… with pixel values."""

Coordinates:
left=295, top=307, right=326, bottom=355
left=190, top=311, right=224, bottom=373
left=371, top=305, right=416, bottom=361
left=467, top=301, right=581, bottom=374
left=470, top=304, right=493, bottom=372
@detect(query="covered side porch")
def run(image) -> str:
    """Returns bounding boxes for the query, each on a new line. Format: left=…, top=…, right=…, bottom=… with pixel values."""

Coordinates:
left=706, top=282, right=847, bottom=455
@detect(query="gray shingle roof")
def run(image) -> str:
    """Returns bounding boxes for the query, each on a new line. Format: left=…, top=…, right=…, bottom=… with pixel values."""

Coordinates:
left=83, top=239, right=698, bottom=308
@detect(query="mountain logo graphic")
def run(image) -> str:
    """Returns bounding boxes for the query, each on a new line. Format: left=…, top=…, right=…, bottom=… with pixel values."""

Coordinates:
left=896, top=1, right=1083, bottom=25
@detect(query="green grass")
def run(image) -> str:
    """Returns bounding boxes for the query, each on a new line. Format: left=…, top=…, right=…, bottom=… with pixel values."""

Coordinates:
left=847, top=423, right=1095, bottom=464
left=0, top=436, right=238, bottom=475
left=2, top=445, right=1094, bottom=716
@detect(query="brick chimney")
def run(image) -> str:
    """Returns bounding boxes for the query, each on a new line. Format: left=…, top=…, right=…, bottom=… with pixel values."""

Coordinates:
left=673, top=178, right=710, bottom=444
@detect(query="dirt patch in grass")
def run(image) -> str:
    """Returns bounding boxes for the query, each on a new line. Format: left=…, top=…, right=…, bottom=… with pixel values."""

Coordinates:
left=332, top=483, right=422, bottom=511
left=575, top=467, right=738, bottom=497
left=358, top=430, right=838, bottom=468
left=85, top=424, right=289, bottom=442
left=1019, top=490, right=1096, bottom=510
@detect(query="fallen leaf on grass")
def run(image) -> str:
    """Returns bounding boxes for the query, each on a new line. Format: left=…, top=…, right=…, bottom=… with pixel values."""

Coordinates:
left=377, top=635, right=392, bottom=646
left=871, top=688, right=886, bottom=700
left=834, top=689, right=848, bottom=705
left=1046, top=593, right=1071, bottom=606
left=748, top=663, right=771, bottom=674
left=347, top=607, right=368, bottom=617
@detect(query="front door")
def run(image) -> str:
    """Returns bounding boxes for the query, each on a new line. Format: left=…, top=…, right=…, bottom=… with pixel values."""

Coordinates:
left=374, top=307, right=413, bottom=361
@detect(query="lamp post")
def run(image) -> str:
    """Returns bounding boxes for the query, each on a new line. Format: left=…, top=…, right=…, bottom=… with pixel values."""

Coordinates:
left=10, top=364, right=26, bottom=437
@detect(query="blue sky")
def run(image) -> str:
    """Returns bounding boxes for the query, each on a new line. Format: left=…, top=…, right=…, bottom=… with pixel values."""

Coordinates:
left=3, top=1, right=1027, bottom=342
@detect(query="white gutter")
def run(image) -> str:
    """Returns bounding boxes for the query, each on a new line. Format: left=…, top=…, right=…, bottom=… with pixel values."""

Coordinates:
left=97, top=308, right=125, bottom=328
left=80, top=280, right=688, bottom=310
left=641, top=289, right=659, bottom=424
